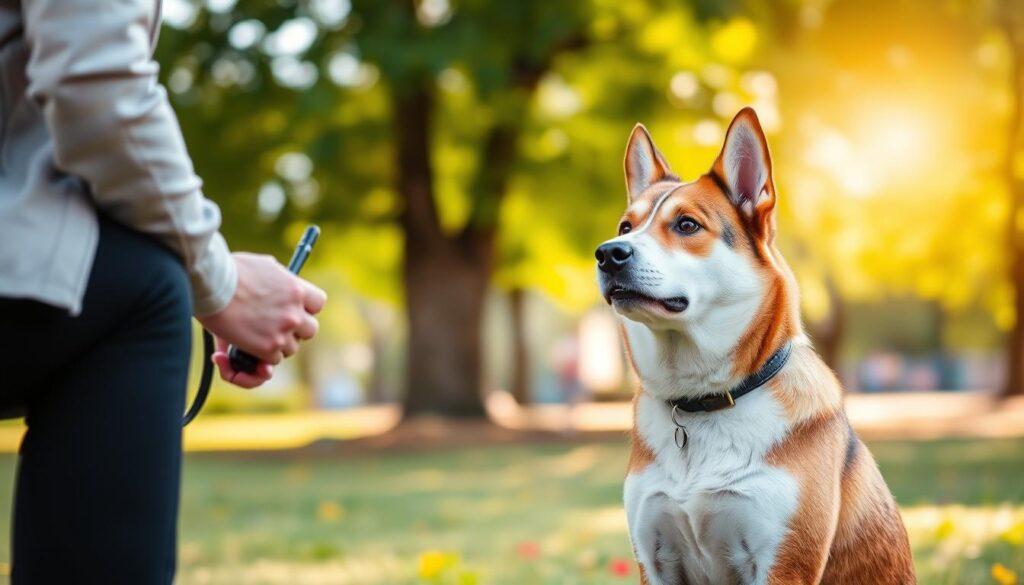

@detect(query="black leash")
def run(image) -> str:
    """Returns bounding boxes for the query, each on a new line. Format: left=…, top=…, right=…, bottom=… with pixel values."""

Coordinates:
left=182, top=225, right=320, bottom=427
left=182, top=329, right=216, bottom=426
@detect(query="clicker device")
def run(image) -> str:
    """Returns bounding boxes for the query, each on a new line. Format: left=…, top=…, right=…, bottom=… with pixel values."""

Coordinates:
left=228, top=225, right=321, bottom=374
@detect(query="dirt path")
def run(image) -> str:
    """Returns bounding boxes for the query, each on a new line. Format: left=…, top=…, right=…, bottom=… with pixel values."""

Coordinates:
left=3, top=391, right=1014, bottom=456
left=193, top=391, right=1024, bottom=458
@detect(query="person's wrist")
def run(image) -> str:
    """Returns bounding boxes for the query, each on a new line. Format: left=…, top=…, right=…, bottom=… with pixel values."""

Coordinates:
left=192, top=236, right=239, bottom=317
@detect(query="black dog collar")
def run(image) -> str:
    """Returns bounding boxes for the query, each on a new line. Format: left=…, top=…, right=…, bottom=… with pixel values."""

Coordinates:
left=666, top=341, right=794, bottom=413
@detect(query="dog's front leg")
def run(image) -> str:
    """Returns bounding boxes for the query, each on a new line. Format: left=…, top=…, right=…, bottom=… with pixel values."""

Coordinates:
left=763, top=422, right=845, bottom=584
left=629, top=492, right=692, bottom=585
left=762, top=485, right=839, bottom=585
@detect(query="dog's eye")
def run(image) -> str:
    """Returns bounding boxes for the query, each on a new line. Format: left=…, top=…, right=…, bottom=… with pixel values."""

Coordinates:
left=618, top=221, right=632, bottom=235
left=674, top=217, right=701, bottom=235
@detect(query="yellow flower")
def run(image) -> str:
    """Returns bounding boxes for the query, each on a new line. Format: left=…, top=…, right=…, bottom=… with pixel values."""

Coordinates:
left=992, top=563, right=1019, bottom=585
left=1002, top=523, right=1024, bottom=546
left=934, top=518, right=955, bottom=540
left=316, top=500, right=343, bottom=523
left=418, top=550, right=457, bottom=580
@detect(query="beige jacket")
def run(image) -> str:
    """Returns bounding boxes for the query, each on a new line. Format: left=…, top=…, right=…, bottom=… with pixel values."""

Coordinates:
left=0, top=0, right=235, bottom=316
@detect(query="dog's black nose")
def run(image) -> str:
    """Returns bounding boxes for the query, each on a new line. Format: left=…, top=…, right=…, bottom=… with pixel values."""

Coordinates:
left=595, top=241, right=634, bottom=274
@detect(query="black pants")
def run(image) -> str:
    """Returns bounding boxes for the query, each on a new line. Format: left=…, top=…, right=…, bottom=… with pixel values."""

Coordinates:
left=0, top=217, right=191, bottom=584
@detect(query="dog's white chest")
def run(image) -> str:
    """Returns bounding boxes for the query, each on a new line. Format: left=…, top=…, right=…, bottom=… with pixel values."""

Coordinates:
left=624, top=392, right=798, bottom=585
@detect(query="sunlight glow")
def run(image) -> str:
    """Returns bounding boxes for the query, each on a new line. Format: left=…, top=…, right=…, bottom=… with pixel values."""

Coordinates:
left=803, top=105, right=934, bottom=198
left=870, top=110, right=929, bottom=172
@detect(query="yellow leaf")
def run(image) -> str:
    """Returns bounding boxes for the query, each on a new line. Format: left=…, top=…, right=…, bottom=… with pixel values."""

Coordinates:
left=639, top=13, right=688, bottom=54
left=711, top=18, right=758, bottom=64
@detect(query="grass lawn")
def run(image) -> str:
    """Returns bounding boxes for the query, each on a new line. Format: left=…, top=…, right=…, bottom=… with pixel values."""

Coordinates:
left=0, top=437, right=1020, bottom=583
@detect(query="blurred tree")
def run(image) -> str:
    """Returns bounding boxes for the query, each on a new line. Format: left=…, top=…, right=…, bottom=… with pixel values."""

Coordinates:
left=356, top=1, right=593, bottom=416
left=507, top=287, right=531, bottom=404
left=355, top=297, right=394, bottom=403
left=999, top=0, right=1024, bottom=397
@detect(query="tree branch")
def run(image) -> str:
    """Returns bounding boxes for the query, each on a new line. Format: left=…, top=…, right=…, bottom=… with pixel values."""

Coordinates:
left=458, top=30, right=591, bottom=250
left=393, top=84, right=444, bottom=245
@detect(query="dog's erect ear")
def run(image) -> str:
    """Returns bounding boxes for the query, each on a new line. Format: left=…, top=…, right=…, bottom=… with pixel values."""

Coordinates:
left=624, top=124, right=675, bottom=202
left=713, top=108, right=776, bottom=239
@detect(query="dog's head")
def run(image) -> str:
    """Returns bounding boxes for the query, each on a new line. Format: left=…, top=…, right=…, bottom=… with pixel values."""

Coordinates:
left=597, top=108, right=792, bottom=341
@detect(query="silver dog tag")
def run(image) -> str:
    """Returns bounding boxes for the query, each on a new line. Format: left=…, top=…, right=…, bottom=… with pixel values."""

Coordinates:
left=674, top=425, right=689, bottom=449
left=670, top=404, right=689, bottom=449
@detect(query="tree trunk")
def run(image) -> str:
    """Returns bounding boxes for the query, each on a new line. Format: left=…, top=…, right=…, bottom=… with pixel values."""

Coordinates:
left=508, top=287, right=531, bottom=405
left=1002, top=1, right=1024, bottom=398
left=356, top=299, right=391, bottom=404
left=403, top=241, right=490, bottom=416
left=393, top=86, right=495, bottom=417
left=294, top=345, right=318, bottom=409
left=388, top=23, right=581, bottom=417
left=805, top=273, right=845, bottom=372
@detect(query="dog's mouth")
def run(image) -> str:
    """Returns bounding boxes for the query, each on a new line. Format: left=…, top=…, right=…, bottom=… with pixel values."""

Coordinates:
left=606, top=286, right=689, bottom=313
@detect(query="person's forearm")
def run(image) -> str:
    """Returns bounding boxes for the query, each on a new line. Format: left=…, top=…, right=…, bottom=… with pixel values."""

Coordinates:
left=23, top=0, right=236, bottom=315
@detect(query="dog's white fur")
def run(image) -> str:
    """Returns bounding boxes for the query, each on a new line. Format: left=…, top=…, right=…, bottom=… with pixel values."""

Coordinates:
left=615, top=234, right=765, bottom=400
left=625, top=388, right=798, bottom=585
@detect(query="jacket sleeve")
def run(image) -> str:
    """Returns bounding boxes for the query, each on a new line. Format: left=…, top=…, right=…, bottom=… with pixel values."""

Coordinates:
left=21, top=0, right=237, bottom=316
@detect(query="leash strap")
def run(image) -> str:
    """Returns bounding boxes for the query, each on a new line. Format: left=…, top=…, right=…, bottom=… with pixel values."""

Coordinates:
left=183, top=225, right=320, bottom=427
left=182, top=329, right=215, bottom=426
left=666, top=340, right=793, bottom=413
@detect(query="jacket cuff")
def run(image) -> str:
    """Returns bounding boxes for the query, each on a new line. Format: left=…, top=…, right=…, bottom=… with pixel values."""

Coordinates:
left=190, top=232, right=237, bottom=317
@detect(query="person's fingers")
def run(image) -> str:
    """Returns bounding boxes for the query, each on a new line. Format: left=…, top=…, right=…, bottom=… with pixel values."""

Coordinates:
left=254, top=362, right=274, bottom=378
left=282, top=336, right=299, bottom=358
left=228, top=370, right=271, bottom=388
left=257, top=346, right=284, bottom=365
left=215, top=335, right=282, bottom=366
left=212, top=352, right=273, bottom=389
left=214, top=336, right=266, bottom=385
left=295, top=313, right=319, bottom=341
left=300, top=279, right=327, bottom=314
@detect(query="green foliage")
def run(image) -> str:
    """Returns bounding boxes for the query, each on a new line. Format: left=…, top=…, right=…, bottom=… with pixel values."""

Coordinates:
left=157, top=0, right=761, bottom=312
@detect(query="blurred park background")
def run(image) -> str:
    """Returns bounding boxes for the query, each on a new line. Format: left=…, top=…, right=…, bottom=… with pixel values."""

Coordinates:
left=6, top=0, right=1024, bottom=582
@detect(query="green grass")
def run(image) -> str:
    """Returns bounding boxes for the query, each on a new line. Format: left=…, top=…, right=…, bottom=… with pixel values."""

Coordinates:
left=0, top=438, right=1021, bottom=583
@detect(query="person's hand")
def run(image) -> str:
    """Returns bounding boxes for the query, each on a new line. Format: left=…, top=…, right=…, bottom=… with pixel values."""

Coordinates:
left=198, top=252, right=326, bottom=388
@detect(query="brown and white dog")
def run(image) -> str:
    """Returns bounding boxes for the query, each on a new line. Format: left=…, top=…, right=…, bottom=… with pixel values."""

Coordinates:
left=596, top=108, right=915, bottom=585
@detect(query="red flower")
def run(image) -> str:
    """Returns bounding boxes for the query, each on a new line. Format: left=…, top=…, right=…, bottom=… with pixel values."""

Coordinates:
left=516, top=541, right=541, bottom=560
left=609, top=558, right=632, bottom=577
